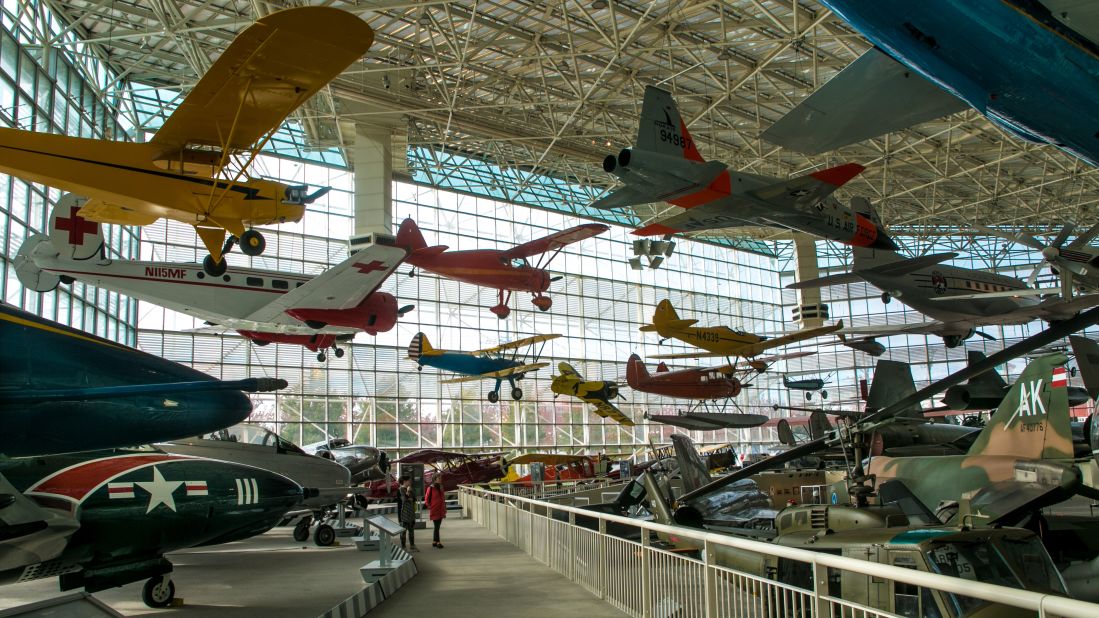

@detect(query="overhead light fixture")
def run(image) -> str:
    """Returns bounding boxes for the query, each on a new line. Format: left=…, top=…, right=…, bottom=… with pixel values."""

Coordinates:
left=592, top=0, right=608, bottom=9
left=630, top=234, right=676, bottom=270
left=629, top=257, right=643, bottom=271
left=418, top=11, right=431, bottom=25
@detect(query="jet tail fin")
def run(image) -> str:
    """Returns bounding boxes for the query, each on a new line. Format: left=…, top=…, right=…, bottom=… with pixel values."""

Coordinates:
left=671, top=434, right=712, bottom=494
left=966, top=354, right=1073, bottom=459
left=637, top=86, right=705, bottom=162
left=867, top=359, right=921, bottom=418
left=965, top=351, right=1008, bottom=390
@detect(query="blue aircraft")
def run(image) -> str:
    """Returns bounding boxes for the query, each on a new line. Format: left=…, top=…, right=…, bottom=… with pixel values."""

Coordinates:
left=763, top=0, right=1099, bottom=167
left=0, top=303, right=285, bottom=457
left=407, top=331, right=560, bottom=403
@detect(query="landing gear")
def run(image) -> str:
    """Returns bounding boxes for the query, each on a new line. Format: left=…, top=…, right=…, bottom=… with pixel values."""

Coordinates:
left=943, top=335, right=963, bottom=348
left=805, top=392, right=812, bottom=401
left=487, top=391, right=500, bottom=403
left=314, top=523, right=336, bottom=547
left=511, top=387, right=523, bottom=400
left=141, top=575, right=175, bottom=609
left=880, top=292, right=892, bottom=305
left=531, top=295, right=552, bottom=312
left=293, top=518, right=312, bottom=542
left=203, top=254, right=228, bottom=276
left=821, top=390, right=828, bottom=400
left=334, top=347, right=345, bottom=358
left=239, top=229, right=266, bottom=256
left=490, top=303, right=511, bottom=319
left=317, top=351, right=327, bottom=362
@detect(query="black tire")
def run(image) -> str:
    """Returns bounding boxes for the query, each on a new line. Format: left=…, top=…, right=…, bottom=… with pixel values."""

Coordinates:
left=203, top=254, right=228, bottom=276
left=317, top=352, right=327, bottom=362
left=821, top=390, right=828, bottom=400
left=314, top=523, right=336, bottom=547
left=511, top=387, right=523, bottom=400
left=334, top=348, right=345, bottom=358
left=805, top=392, right=812, bottom=401
left=944, top=335, right=962, bottom=348
left=240, top=229, right=266, bottom=256
left=141, top=577, right=175, bottom=608
left=293, top=521, right=311, bottom=542
left=487, top=391, right=500, bottom=403
left=881, top=292, right=891, bottom=304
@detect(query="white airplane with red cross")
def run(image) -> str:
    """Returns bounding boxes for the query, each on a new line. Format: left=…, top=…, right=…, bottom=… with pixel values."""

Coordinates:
left=14, top=194, right=412, bottom=361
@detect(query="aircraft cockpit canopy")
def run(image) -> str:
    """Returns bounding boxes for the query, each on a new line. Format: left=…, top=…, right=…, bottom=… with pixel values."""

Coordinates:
left=204, top=424, right=306, bottom=455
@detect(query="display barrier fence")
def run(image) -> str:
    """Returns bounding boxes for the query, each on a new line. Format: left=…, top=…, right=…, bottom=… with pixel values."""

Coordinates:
left=479, top=477, right=616, bottom=500
left=459, top=485, right=1099, bottom=618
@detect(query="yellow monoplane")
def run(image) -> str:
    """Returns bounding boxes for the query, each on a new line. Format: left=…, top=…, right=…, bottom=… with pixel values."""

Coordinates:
left=551, top=362, right=635, bottom=426
left=0, top=7, right=374, bottom=275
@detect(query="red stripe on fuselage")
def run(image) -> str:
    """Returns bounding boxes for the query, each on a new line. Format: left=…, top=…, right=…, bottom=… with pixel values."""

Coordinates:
left=27, top=454, right=188, bottom=503
left=848, top=214, right=880, bottom=248
left=42, top=268, right=296, bottom=294
left=680, top=120, right=704, bottom=162
left=668, top=170, right=732, bottom=209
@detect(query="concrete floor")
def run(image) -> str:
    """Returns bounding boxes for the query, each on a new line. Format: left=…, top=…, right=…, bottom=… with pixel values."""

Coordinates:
left=0, top=517, right=625, bottom=617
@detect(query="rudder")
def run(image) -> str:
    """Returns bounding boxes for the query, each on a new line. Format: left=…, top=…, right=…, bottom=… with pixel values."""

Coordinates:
left=396, top=218, right=427, bottom=252
left=636, top=86, right=704, bottom=162
left=626, top=354, right=649, bottom=388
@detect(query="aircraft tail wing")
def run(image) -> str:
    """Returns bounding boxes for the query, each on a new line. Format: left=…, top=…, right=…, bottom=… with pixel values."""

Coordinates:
left=590, top=185, right=654, bottom=210
left=625, top=353, right=649, bottom=388
left=636, top=86, right=704, bottom=161
left=1070, top=336, right=1099, bottom=400
left=964, top=351, right=1008, bottom=391
left=866, top=359, right=921, bottom=419
left=761, top=47, right=968, bottom=154
left=408, top=332, right=443, bottom=361
left=671, top=434, right=712, bottom=493
left=500, top=223, right=609, bottom=260
left=966, top=353, right=1073, bottom=459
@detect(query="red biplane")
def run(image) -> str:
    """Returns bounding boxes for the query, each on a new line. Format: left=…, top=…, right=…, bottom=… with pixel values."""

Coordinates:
left=364, top=449, right=507, bottom=497
left=396, top=218, right=609, bottom=318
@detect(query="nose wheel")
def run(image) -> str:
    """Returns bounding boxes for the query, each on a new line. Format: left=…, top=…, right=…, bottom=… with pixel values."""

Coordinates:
left=142, top=575, right=176, bottom=608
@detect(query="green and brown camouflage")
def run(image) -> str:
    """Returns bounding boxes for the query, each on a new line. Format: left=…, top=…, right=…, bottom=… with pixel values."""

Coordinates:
left=867, top=353, right=1095, bottom=524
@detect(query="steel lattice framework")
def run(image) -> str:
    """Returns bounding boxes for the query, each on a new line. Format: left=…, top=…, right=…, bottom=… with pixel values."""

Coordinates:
left=22, top=0, right=1099, bottom=246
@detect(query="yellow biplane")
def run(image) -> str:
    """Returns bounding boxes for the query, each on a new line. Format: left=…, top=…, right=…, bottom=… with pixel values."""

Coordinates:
left=0, top=7, right=373, bottom=275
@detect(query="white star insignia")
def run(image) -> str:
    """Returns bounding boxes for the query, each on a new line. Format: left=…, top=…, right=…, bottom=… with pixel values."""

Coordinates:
left=136, top=466, right=183, bottom=514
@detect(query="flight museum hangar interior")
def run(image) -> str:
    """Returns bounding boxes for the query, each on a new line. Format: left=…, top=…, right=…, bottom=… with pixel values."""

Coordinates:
left=2, top=1, right=1099, bottom=617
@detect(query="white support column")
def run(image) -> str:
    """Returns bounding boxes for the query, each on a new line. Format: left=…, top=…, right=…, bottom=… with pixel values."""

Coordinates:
left=353, top=127, right=393, bottom=238
left=792, top=234, right=827, bottom=328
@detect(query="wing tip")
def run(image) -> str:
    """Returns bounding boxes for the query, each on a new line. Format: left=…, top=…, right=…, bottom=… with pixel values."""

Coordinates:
left=633, top=223, right=678, bottom=236
left=810, top=162, right=865, bottom=186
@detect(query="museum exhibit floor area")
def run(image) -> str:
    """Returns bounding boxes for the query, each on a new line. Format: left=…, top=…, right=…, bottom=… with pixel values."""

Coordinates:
left=0, top=517, right=624, bottom=617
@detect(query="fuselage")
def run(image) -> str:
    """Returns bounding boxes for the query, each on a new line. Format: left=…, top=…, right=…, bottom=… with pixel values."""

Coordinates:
left=665, top=326, right=765, bottom=357
left=862, top=264, right=1032, bottom=323
left=408, top=249, right=550, bottom=293
left=0, top=304, right=251, bottom=457
left=417, top=351, right=521, bottom=377
left=0, top=450, right=301, bottom=588
left=631, top=367, right=742, bottom=400
left=822, top=0, right=1099, bottom=166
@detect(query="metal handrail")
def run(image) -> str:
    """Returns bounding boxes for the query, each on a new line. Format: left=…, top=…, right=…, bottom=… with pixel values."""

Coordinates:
left=460, top=485, right=1099, bottom=617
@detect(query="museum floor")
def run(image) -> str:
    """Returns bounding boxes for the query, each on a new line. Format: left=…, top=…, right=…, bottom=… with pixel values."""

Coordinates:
left=0, top=517, right=626, bottom=617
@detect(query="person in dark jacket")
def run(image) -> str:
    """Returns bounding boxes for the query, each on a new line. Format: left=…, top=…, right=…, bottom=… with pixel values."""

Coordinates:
left=424, top=477, right=447, bottom=548
left=397, top=476, right=418, bottom=551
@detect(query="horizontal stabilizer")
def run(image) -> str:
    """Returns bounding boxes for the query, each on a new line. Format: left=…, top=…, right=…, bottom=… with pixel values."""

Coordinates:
left=411, top=245, right=449, bottom=259
left=868, top=252, right=958, bottom=277
left=762, top=47, right=968, bottom=154
left=787, top=272, right=864, bottom=290
left=591, top=185, right=653, bottom=210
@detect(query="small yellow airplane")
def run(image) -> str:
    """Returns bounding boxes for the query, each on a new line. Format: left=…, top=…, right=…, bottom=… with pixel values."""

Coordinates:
left=551, top=362, right=635, bottom=426
left=640, top=299, right=842, bottom=370
left=0, top=7, right=374, bottom=275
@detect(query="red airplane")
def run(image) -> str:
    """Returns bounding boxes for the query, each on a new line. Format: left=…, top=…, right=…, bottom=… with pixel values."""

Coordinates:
left=396, top=218, right=609, bottom=318
left=363, top=449, right=507, bottom=498
left=625, top=353, right=743, bottom=401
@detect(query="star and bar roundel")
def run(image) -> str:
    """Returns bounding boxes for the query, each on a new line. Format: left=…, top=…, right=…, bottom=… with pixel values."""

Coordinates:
left=25, top=453, right=260, bottom=514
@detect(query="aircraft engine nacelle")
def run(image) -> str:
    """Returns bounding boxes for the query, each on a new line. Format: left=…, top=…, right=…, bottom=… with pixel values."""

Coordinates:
left=615, top=147, right=706, bottom=185
left=285, top=292, right=401, bottom=336
left=941, top=386, right=972, bottom=410
left=604, top=382, right=619, bottom=400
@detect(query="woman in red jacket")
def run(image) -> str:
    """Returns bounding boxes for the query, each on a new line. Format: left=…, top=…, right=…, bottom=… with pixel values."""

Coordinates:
left=424, top=477, right=447, bottom=548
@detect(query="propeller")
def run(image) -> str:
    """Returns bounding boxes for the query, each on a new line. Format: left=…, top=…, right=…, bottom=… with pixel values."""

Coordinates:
left=549, top=274, right=564, bottom=282
left=975, top=330, right=996, bottom=341
left=284, top=185, right=332, bottom=205
left=397, top=304, right=415, bottom=317
left=976, top=223, right=1085, bottom=297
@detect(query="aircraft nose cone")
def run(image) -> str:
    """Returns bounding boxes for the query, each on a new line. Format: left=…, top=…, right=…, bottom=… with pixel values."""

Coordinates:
left=173, top=387, right=254, bottom=437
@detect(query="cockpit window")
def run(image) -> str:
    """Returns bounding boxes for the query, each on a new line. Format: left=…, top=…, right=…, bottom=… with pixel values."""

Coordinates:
left=995, top=537, right=1067, bottom=594
left=507, top=257, right=528, bottom=268
left=925, top=541, right=1018, bottom=614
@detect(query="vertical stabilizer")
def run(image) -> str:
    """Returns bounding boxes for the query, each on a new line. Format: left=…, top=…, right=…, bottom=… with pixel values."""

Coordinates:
left=867, top=359, right=921, bottom=418
left=965, top=351, right=1008, bottom=390
left=625, top=354, right=649, bottom=388
left=395, top=218, right=427, bottom=252
left=636, top=86, right=704, bottom=162
left=670, top=434, right=712, bottom=493
left=1070, top=336, right=1099, bottom=401
left=966, top=354, right=1073, bottom=459
left=407, top=332, right=435, bottom=361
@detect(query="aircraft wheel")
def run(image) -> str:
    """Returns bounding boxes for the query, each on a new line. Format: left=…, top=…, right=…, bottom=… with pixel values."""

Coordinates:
left=334, top=347, right=345, bottom=358
left=417, top=365, right=423, bottom=372
left=805, top=392, right=812, bottom=401
left=314, top=523, right=336, bottom=547
left=293, top=520, right=312, bottom=542
left=141, top=576, right=175, bottom=608
left=487, top=391, right=500, bottom=404
left=880, top=292, right=891, bottom=305
left=203, top=254, right=228, bottom=276
left=511, top=387, right=523, bottom=400
left=821, top=390, right=828, bottom=400
left=59, top=275, right=75, bottom=284
left=239, top=229, right=266, bottom=256
left=943, top=335, right=962, bottom=348
left=317, top=351, right=327, bottom=362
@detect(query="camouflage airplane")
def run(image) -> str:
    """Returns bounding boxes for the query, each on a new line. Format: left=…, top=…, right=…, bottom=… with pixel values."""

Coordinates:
left=941, top=350, right=1090, bottom=411
left=790, top=217, right=1099, bottom=348
left=640, top=299, right=839, bottom=371
left=593, top=86, right=898, bottom=249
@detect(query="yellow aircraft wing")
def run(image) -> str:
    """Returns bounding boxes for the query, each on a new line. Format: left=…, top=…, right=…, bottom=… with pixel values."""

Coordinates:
left=438, top=362, right=550, bottom=384
left=472, top=333, right=562, bottom=356
left=743, top=321, right=843, bottom=357
left=151, top=7, right=374, bottom=153
left=589, top=400, right=636, bottom=426
left=77, top=199, right=158, bottom=226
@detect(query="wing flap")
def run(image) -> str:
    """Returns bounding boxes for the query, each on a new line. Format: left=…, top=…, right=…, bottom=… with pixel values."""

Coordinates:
left=151, top=7, right=374, bottom=152
left=762, top=47, right=968, bottom=154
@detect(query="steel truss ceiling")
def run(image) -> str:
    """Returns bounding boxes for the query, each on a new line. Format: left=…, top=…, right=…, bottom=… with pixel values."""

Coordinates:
left=28, top=0, right=1099, bottom=244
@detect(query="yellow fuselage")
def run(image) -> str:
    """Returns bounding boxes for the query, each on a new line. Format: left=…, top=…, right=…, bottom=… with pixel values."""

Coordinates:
left=664, top=325, right=765, bottom=357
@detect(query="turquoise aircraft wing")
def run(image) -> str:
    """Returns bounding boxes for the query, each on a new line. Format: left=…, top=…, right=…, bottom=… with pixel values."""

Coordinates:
left=439, top=362, right=550, bottom=384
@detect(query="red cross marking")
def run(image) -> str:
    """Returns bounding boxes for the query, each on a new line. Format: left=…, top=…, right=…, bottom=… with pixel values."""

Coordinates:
left=55, top=206, right=99, bottom=246
left=353, top=260, right=387, bottom=274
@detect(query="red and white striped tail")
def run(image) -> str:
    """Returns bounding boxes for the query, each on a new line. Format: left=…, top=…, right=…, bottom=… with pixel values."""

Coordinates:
left=1051, top=367, right=1068, bottom=388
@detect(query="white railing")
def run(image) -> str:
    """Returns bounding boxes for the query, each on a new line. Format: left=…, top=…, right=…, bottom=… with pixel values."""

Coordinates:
left=460, top=485, right=1099, bottom=618
left=478, top=477, right=616, bottom=500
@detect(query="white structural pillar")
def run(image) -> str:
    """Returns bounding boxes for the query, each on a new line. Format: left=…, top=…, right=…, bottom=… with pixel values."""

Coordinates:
left=353, top=127, right=393, bottom=238
left=792, top=234, right=828, bottom=328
